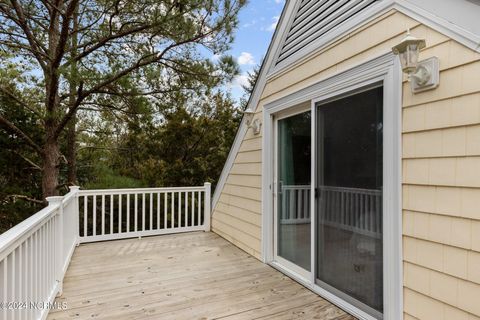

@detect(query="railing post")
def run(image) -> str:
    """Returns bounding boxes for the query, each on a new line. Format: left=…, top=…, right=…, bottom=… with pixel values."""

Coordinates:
left=203, top=182, right=211, bottom=232
left=46, top=195, right=64, bottom=296
left=69, top=186, right=81, bottom=245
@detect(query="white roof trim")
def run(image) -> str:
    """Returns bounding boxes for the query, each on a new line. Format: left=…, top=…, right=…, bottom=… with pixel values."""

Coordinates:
left=212, top=0, right=480, bottom=209
left=395, top=0, right=480, bottom=52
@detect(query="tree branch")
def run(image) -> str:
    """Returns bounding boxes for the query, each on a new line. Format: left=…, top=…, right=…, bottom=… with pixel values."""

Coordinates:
left=6, top=194, right=45, bottom=205
left=0, top=114, right=44, bottom=155
left=10, top=150, right=42, bottom=170
left=9, top=0, right=48, bottom=70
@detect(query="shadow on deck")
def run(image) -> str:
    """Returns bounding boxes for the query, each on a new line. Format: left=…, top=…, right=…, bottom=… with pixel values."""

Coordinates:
left=47, top=232, right=355, bottom=320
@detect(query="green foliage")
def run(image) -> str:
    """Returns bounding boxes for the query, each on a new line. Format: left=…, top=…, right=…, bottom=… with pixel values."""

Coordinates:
left=0, top=86, right=44, bottom=233
left=83, top=164, right=146, bottom=190
left=107, top=91, right=241, bottom=189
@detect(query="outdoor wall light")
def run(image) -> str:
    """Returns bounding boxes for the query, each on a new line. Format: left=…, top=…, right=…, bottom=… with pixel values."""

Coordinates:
left=392, top=30, right=439, bottom=93
left=242, top=110, right=261, bottom=135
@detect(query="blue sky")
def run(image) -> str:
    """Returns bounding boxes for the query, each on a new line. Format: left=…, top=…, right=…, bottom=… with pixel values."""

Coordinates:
left=226, top=0, right=286, bottom=101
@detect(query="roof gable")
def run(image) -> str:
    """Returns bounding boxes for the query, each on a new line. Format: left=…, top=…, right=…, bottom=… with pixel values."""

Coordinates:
left=276, top=0, right=379, bottom=67
left=212, top=0, right=480, bottom=207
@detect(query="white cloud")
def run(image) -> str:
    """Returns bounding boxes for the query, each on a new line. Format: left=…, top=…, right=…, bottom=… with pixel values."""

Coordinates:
left=232, top=73, right=250, bottom=88
left=274, top=0, right=284, bottom=3
left=267, top=16, right=280, bottom=32
left=237, top=52, right=255, bottom=65
left=242, top=20, right=256, bottom=28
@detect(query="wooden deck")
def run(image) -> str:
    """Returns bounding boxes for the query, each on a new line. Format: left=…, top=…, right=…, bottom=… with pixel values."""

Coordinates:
left=48, top=232, right=355, bottom=320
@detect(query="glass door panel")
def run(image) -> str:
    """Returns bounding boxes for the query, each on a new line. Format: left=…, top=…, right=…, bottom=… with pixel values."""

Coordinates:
left=276, top=111, right=311, bottom=271
left=316, top=87, right=384, bottom=317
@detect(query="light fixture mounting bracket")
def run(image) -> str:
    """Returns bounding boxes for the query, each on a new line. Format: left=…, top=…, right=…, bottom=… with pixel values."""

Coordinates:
left=410, top=57, right=439, bottom=93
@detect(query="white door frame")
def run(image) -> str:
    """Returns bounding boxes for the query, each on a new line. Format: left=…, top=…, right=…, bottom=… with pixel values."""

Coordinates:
left=261, top=52, right=403, bottom=320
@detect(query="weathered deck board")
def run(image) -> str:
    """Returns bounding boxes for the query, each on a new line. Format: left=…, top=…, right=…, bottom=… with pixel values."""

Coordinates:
left=47, top=232, right=355, bottom=320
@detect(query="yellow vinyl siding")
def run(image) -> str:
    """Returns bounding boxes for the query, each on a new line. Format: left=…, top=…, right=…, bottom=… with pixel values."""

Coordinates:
left=212, top=8, right=480, bottom=319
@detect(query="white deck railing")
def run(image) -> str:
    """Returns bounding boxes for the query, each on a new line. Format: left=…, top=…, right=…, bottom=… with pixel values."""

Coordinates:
left=280, top=185, right=311, bottom=224
left=0, top=183, right=211, bottom=320
left=78, top=185, right=211, bottom=243
left=280, top=185, right=382, bottom=238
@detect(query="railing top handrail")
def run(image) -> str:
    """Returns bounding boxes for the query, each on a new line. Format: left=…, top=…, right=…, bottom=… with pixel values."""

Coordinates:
left=281, top=184, right=382, bottom=195
left=281, top=185, right=311, bottom=190
left=0, top=187, right=80, bottom=260
left=319, top=185, right=382, bottom=195
left=78, top=185, right=206, bottom=196
left=0, top=203, right=58, bottom=260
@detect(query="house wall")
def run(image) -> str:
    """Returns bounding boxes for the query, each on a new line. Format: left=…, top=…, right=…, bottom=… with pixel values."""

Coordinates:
left=212, top=9, right=480, bottom=320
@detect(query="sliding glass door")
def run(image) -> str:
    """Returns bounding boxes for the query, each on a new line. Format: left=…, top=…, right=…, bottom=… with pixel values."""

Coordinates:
left=275, top=110, right=311, bottom=273
left=273, top=86, right=384, bottom=319
left=316, top=87, right=384, bottom=318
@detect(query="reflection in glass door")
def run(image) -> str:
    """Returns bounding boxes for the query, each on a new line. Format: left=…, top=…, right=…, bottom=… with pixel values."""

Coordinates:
left=276, top=111, right=311, bottom=272
left=316, top=87, right=384, bottom=318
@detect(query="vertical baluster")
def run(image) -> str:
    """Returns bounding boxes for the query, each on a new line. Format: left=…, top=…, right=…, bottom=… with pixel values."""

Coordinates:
left=364, top=193, right=368, bottom=231
left=39, top=227, right=43, bottom=302
left=179, top=192, right=182, bottom=228
left=48, top=219, right=52, bottom=297
left=184, top=192, right=188, bottom=228
left=171, top=192, right=175, bottom=228
left=83, top=195, right=87, bottom=237
left=110, top=194, right=114, bottom=234
left=377, top=193, right=381, bottom=233
left=2, top=256, right=6, bottom=320
left=127, top=194, right=130, bottom=232
left=289, top=188, right=295, bottom=221
left=134, top=193, right=138, bottom=232
left=357, top=192, right=360, bottom=229
left=360, top=192, right=364, bottom=229
left=164, top=192, right=168, bottom=228
left=34, top=232, right=38, bottom=314
left=157, top=193, right=160, bottom=230
left=22, top=240, right=27, bottom=320
left=26, top=238, right=30, bottom=320
left=297, top=189, right=302, bottom=220
left=92, top=195, right=97, bottom=236
left=142, top=193, right=145, bottom=231
left=349, top=192, right=354, bottom=228
left=101, top=194, right=105, bottom=235
left=307, top=188, right=310, bottom=220
left=191, top=192, right=195, bottom=226
left=45, top=222, right=49, bottom=304
left=150, top=193, right=153, bottom=230
left=119, top=194, right=123, bottom=234
left=198, top=191, right=202, bottom=226
left=18, top=244, right=23, bottom=320
left=372, top=193, right=376, bottom=233
left=11, top=251, right=15, bottom=316
left=119, top=194, right=123, bottom=233
left=43, top=223, right=47, bottom=298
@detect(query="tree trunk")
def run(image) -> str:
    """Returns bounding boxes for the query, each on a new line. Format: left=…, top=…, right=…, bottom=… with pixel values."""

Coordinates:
left=66, top=113, right=77, bottom=185
left=42, top=134, right=60, bottom=198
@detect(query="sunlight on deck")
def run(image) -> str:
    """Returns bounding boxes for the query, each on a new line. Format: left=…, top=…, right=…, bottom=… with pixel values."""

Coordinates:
left=47, top=232, right=355, bottom=320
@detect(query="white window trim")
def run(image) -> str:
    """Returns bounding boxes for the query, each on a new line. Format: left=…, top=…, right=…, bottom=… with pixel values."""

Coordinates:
left=261, top=52, right=402, bottom=320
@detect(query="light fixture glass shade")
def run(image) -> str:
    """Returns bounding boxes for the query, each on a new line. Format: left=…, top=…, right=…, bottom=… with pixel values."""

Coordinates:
left=392, top=31, right=426, bottom=74
left=399, top=43, right=421, bottom=74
